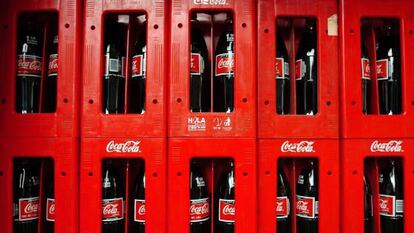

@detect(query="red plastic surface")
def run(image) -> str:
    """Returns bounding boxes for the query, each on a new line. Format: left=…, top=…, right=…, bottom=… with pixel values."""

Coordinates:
left=257, top=0, right=339, bottom=139
left=81, top=1, right=167, bottom=138
left=0, top=137, right=79, bottom=233
left=0, top=0, right=81, bottom=138
left=258, top=139, right=340, bottom=233
left=168, top=0, right=257, bottom=138
left=168, top=138, right=256, bottom=233
left=340, top=0, right=414, bottom=138
left=80, top=137, right=166, bottom=233
left=341, top=139, right=414, bottom=233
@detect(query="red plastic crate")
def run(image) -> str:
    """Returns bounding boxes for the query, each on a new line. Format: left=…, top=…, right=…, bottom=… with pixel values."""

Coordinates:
left=340, top=0, right=414, bottom=138
left=0, top=0, right=81, bottom=138
left=258, top=139, right=340, bottom=233
left=341, top=139, right=414, bottom=233
left=81, top=1, right=167, bottom=138
left=80, top=137, right=166, bottom=233
left=257, top=0, right=339, bottom=139
left=168, top=138, right=256, bottom=233
left=168, top=0, right=257, bottom=138
left=0, top=137, right=79, bottom=233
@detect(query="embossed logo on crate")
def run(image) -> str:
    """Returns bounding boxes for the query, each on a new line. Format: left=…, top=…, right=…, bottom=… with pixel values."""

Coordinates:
left=281, top=141, right=315, bottom=153
left=106, top=140, right=142, bottom=153
left=370, top=140, right=403, bottom=153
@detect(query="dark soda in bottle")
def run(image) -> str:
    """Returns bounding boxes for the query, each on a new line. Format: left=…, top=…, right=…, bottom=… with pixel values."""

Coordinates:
left=215, top=161, right=235, bottom=233
left=296, top=21, right=317, bottom=115
left=103, top=17, right=127, bottom=114
left=277, top=169, right=291, bottom=233
left=129, top=16, right=147, bottom=114
left=16, top=20, right=43, bottom=114
left=276, top=35, right=290, bottom=114
left=296, top=160, right=318, bottom=233
left=214, top=14, right=234, bottom=113
left=190, top=161, right=210, bottom=233
left=190, top=15, right=210, bottom=112
left=376, top=23, right=401, bottom=115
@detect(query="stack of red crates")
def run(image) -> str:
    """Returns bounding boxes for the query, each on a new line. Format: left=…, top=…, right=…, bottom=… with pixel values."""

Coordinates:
left=80, top=1, right=167, bottom=233
left=167, top=0, right=257, bottom=233
left=0, top=0, right=82, bottom=232
left=340, top=0, right=414, bottom=232
left=258, top=0, right=340, bottom=233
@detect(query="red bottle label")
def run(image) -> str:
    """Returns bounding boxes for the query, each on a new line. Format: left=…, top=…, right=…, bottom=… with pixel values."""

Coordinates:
left=215, top=53, right=234, bottom=76
left=379, top=195, right=403, bottom=217
left=48, top=54, right=58, bottom=76
left=132, top=55, right=144, bottom=77
left=134, top=199, right=145, bottom=222
left=361, top=58, right=371, bottom=80
left=276, top=58, right=289, bottom=80
left=295, top=59, right=304, bottom=80
left=296, top=195, right=318, bottom=219
left=218, top=199, right=235, bottom=223
left=276, top=58, right=284, bottom=78
left=102, top=198, right=124, bottom=221
left=190, top=197, right=210, bottom=222
left=18, top=197, right=40, bottom=221
left=46, top=198, right=55, bottom=222
left=191, top=53, right=203, bottom=75
left=276, top=196, right=290, bottom=219
left=17, top=55, right=42, bottom=77
left=376, top=59, right=388, bottom=80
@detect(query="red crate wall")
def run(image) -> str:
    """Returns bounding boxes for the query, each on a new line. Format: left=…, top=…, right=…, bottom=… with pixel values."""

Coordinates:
left=341, top=139, right=414, bottom=233
left=0, top=137, right=79, bottom=233
left=168, top=138, right=256, bottom=233
left=340, top=0, right=414, bottom=138
left=80, top=137, right=166, bottom=233
left=257, top=0, right=339, bottom=139
left=0, top=0, right=81, bottom=138
left=81, top=0, right=167, bottom=138
left=168, top=0, right=257, bottom=138
left=258, top=139, right=340, bottom=233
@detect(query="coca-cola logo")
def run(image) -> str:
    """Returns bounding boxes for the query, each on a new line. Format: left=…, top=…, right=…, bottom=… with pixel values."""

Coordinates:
left=134, top=199, right=145, bottom=222
left=48, top=54, right=58, bottom=75
left=132, top=55, right=143, bottom=77
left=281, top=141, right=315, bottom=153
left=190, top=198, right=210, bottom=222
left=296, top=201, right=309, bottom=211
left=17, top=55, right=42, bottom=76
left=190, top=203, right=209, bottom=215
left=191, top=53, right=202, bottom=75
left=276, top=196, right=289, bottom=218
left=296, top=196, right=316, bottom=219
left=217, top=58, right=234, bottom=69
left=106, top=140, right=142, bottom=153
left=18, top=197, right=40, bottom=221
left=222, top=204, right=235, bottom=215
left=46, top=198, right=55, bottom=222
left=102, top=198, right=124, bottom=221
left=376, top=59, right=388, bottom=79
left=48, top=59, right=58, bottom=70
left=138, top=205, right=145, bottom=215
left=361, top=58, right=371, bottom=79
left=193, top=0, right=228, bottom=5
left=379, top=195, right=395, bottom=217
left=24, top=202, right=38, bottom=214
left=215, top=54, right=234, bottom=76
left=370, top=140, right=403, bottom=153
left=218, top=199, right=235, bottom=223
left=103, top=204, right=119, bottom=215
